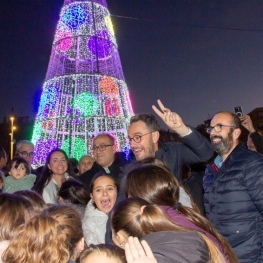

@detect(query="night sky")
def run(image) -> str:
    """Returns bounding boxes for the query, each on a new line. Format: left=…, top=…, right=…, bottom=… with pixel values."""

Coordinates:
left=1, top=0, right=263, bottom=127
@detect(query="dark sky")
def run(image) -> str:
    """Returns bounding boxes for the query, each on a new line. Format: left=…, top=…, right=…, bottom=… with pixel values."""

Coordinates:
left=1, top=0, right=263, bottom=126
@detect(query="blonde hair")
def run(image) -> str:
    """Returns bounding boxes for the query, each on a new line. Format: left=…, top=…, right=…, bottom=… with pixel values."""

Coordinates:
left=80, top=244, right=126, bottom=263
left=3, top=214, right=70, bottom=263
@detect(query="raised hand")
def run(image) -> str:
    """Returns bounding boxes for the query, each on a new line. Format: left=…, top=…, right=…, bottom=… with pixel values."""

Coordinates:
left=239, top=114, right=255, bottom=133
left=125, top=236, right=157, bottom=263
left=152, top=99, right=189, bottom=136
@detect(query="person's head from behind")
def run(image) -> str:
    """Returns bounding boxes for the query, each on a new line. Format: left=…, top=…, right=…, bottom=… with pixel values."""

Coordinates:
left=89, top=172, right=118, bottom=214
left=58, top=179, right=90, bottom=206
left=41, top=204, right=84, bottom=261
left=0, top=193, right=31, bottom=241
left=15, top=140, right=35, bottom=166
left=0, top=147, right=8, bottom=169
left=80, top=244, right=126, bottom=263
left=125, top=164, right=179, bottom=206
left=111, top=198, right=227, bottom=263
left=3, top=214, right=77, bottom=263
left=208, top=112, right=241, bottom=157
left=78, top=155, right=95, bottom=174
left=14, top=190, right=47, bottom=213
left=92, top=134, right=116, bottom=169
left=7, top=157, right=30, bottom=180
left=128, top=114, right=160, bottom=161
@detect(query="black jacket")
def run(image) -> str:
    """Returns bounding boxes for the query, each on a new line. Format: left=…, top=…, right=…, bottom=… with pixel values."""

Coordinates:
left=141, top=231, right=210, bottom=263
left=204, top=144, right=263, bottom=263
left=250, top=131, right=263, bottom=154
left=155, top=128, right=214, bottom=182
left=79, top=152, right=128, bottom=192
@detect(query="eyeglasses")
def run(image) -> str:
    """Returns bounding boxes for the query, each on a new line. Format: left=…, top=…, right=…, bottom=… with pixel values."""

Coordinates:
left=17, top=151, right=35, bottom=158
left=206, top=124, right=236, bottom=134
left=92, top=144, right=114, bottom=152
left=128, top=131, right=154, bottom=143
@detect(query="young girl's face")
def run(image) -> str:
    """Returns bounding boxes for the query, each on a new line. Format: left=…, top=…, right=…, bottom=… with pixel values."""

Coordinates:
left=90, top=176, right=117, bottom=214
left=9, top=162, right=27, bottom=180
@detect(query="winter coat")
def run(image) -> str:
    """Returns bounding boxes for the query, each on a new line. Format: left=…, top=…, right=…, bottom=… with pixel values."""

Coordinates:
left=204, top=144, right=263, bottom=263
left=79, top=152, right=128, bottom=191
left=155, top=127, right=214, bottom=182
left=160, top=206, right=229, bottom=262
left=82, top=199, right=108, bottom=245
left=141, top=231, right=210, bottom=263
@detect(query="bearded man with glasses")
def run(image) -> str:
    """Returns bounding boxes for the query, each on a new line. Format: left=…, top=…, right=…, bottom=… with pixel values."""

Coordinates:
left=204, top=111, right=263, bottom=263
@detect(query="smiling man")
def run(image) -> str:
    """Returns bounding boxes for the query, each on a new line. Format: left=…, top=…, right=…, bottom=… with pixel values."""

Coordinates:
left=79, top=134, right=128, bottom=191
left=127, top=100, right=214, bottom=182
left=204, top=111, right=263, bottom=263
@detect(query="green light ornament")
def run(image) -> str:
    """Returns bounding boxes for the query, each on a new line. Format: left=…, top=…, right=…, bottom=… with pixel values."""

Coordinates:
left=73, top=92, right=99, bottom=117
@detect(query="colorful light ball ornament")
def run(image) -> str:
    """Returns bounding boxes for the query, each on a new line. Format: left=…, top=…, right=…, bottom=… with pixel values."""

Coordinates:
left=99, top=76, right=119, bottom=96
left=88, top=30, right=112, bottom=59
left=57, top=29, right=73, bottom=52
left=73, top=92, right=99, bottom=117
left=61, top=5, right=87, bottom=30
left=62, top=137, right=87, bottom=161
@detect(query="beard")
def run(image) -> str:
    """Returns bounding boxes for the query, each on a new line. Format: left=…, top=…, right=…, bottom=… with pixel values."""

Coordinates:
left=210, top=130, right=234, bottom=156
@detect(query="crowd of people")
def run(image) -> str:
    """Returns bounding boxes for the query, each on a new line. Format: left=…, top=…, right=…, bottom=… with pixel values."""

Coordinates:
left=0, top=99, right=263, bottom=263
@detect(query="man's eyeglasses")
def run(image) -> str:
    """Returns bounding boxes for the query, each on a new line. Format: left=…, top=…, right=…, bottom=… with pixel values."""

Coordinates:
left=17, top=151, right=35, bottom=158
left=92, top=144, right=114, bottom=152
left=128, top=131, right=154, bottom=143
left=206, top=124, right=236, bottom=134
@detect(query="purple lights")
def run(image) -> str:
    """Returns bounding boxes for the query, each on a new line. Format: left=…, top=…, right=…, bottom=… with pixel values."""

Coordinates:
left=88, top=30, right=112, bottom=58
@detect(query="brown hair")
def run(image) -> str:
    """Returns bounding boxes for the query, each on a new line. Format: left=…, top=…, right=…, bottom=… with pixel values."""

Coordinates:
left=112, top=198, right=235, bottom=263
left=134, top=157, right=200, bottom=212
left=0, top=193, right=31, bottom=241
left=124, top=164, right=238, bottom=263
left=41, top=204, right=83, bottom=258
left=58, top=179, right=90, bottom=205
left=80, top=244, right=126, bottom=263
left=3, top=214, right=71, bottom=263
left=15, top=190, right=47, bottom=213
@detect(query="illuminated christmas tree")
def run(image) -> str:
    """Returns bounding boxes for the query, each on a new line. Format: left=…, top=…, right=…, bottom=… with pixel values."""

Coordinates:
left=32, top=0, right=134, bottom=165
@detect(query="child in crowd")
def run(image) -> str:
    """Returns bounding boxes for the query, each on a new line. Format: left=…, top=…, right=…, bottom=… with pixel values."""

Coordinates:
left=80, top=244, right=126, bottom=263
left=82, top=172, right=118, bottom=245
left=3, top=157, right=36, bottom=193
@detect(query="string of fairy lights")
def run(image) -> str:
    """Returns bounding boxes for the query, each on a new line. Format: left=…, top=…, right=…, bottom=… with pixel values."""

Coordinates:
left=32, top=0, right=134, bottom=165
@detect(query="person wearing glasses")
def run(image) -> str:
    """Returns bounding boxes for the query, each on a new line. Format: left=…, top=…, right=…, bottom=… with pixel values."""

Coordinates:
left=203, top=111, right=263, bottom=263
left=127, top=99, right=214, bottom=182
left=15, top=140, right=40, bottom=178
left=79, top=134, right=128, bottom=192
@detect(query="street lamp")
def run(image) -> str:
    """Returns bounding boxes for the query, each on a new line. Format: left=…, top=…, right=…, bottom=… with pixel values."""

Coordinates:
left=10, top=117, right=16, bottom=159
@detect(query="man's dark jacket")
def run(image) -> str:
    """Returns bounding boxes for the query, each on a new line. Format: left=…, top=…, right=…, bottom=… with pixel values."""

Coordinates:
left=204, top=144, right=263, bottom=263
left=79, top=152, right=128, bottom=192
